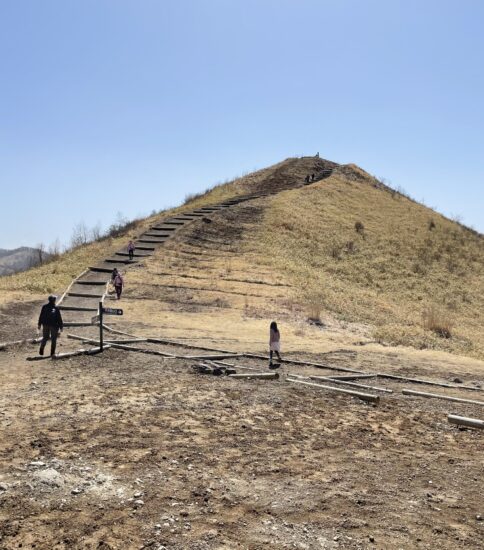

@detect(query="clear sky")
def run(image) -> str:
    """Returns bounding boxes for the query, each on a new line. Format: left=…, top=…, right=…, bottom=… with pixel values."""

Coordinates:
left=1, top=0, right=483, bottom=249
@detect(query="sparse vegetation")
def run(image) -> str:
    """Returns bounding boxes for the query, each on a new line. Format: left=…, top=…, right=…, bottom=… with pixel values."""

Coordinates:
left=422, top=305, right=454, bottom=338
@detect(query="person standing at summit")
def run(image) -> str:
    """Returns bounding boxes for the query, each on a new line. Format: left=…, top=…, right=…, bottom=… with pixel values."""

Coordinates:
left=38, top=295, right=63, bottom=356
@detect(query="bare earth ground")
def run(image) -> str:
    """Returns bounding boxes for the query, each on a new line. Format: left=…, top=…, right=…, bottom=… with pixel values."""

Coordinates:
left=0, top=332, right=483, bottom=550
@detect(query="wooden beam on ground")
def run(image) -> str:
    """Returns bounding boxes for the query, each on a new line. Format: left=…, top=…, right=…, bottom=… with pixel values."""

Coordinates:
left=228, top=372, right=279, bottom=380
left=327, top=374, right=378, bottom=381
left=287, top=377, right=379, bottom=403
left=0, top=337, right=42, bottom=350
left=402, top=389, right=484, bottom=406
left=244, top=353, right=364, bottom=374
left=104, top=338, right=149, bottom=344
left=211, top=360, right=258, bottom=371
left=51, top=346, right=110, bottom=360
left=67, top=334, right=176, bottom=358
left=310, top=376, right=393, bottom=394
left=379, top=373, right=482, bottom=392
left=183, top=354, right=243, bottom=360
left=448, top=414, right=484, bottom=430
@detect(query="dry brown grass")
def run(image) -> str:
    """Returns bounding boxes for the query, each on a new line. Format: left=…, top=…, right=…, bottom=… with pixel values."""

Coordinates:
left=252, top=167, right=484, bottom=358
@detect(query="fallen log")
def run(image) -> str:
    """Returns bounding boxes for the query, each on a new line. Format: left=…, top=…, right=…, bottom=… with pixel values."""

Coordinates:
left=50, top=346, right=110, bottom=360
left=245, top=353, right=364, bottom=374
left=402, top=389, right=484, bottom=406
left=183, top=354, right=243, bottom=360
left=228, top=372, right=279, bottom=380
left=287, top=377, right=379, bottom=403
left=0, top=337, right=42, bottom=351
left=211, top=360, right=258, bottom=371
left=448, top=414, right=484, bottom=430
left=310, top=376, right=393, bottom=394
left=104, top=338, right=149, bottom=344
left=379, top=373, right=482, bottom=392
left=327, top=374, right=377, bottom=381
left=67, top=334, right=176, bottom=357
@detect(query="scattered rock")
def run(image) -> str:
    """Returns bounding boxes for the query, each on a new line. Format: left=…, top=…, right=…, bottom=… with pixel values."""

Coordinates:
left=134, top=499, right=144, bottom=507
left=476, top=515, right=482, bottom=521
left=33, top=468, right=64, bottom=488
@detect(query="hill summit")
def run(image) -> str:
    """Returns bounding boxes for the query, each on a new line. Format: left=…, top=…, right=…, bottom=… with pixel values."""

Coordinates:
left=1, top=155, right=483, bottom=359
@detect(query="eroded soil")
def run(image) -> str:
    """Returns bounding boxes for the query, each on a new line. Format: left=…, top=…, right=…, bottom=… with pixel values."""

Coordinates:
left=0, top=341, right=483, bottom=550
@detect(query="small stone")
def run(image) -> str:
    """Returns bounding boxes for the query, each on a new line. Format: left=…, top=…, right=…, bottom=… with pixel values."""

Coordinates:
left=453, top=378, right=463, bottom=384
left=71, top=488, right=82, bottom=495
left=134, top=499, right=144, bottom=507
left=134, top=491, right=143, bottom=498
left=476, top=515, right=482, bottom=521
left=34, top=468, right=64, bottom=488
left=333, top=536, right=340, bottom=541
left=29, top=461, right=46, bottom=468
left=369, top=535, right=375, bottom=542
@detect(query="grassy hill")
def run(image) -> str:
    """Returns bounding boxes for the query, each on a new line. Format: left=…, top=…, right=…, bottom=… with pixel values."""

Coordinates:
left=1, top=156, right=483, bottom=359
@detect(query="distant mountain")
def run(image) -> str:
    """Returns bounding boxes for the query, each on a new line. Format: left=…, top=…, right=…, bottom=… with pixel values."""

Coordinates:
left=0, top=247, right=51, bottom=276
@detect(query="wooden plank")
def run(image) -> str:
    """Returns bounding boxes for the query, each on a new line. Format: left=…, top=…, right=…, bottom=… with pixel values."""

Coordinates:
left=379, top=373, right=482, bottom=392
left=228, top=372, right=279, bottom=380
left=50, top=346, right=110, bottom=360
left=244, top=353, right=365, bottom=374
left=0, top=337, right=42, bottom=350
left=402, top=389, right=484, bottom=406
left=310, top=376, right=393, bottom=394
left=448, top=414, right=484, bottom=430
left=287, top=377, right=380, bottom=403
left=327, top=374, right=377, bottom=381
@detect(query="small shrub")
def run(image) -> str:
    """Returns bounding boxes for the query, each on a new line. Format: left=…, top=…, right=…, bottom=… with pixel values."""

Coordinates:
left=330, top=245, right=342, bottom=260
left=307, top=303, right=324, bottom=324
left=422, top=306, right=453, bottom=338
left=346, top=241, right=355, bottom=253
left=355, top=221, right=365, bottom=235
left=428, top=219, right=436, bottom=231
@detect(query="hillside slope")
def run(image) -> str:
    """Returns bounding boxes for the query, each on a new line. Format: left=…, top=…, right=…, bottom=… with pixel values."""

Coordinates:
left=1, top=156, right=482, bottom=359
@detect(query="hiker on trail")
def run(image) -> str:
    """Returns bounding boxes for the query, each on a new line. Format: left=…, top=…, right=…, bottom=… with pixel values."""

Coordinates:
left=269, top=321, right=282, bottom=367
left=127, top=240, right=135, bottom=261
left=38, top=295, right=63, bottom=356
left=113, top=271, right=124, bottom=300
left=111, top=267, right=119, bottom=282
left=305, top=175, right=310, bottom=183
left=311, top=173, right=315, bottom=181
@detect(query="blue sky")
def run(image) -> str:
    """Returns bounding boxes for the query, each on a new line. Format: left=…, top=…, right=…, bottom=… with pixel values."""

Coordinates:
left=1, top=0, right=483, bottom=249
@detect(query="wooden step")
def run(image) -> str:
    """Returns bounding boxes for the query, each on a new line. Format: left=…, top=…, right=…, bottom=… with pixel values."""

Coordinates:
left=59, top=305, right=98, bottom=312
left=115, top=252, right=152, bottom=258
left=76, top=280, right=107, bottom=286
left=67, top=292, right=104, bottom=298
left=137, top=239, right=166, bottom=244
left=89, top=266, right=114, bottom=273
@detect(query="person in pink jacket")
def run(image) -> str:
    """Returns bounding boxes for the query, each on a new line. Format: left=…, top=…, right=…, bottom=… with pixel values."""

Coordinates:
left=269, top=321, right=282, bottom=367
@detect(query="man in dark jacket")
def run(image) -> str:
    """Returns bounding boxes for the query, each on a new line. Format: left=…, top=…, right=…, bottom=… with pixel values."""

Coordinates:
left=38, top=295, right=63, bottom=356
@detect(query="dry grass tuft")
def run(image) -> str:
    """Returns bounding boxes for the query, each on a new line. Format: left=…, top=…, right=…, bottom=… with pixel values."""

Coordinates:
left=422, top=305, right=454, bottom=338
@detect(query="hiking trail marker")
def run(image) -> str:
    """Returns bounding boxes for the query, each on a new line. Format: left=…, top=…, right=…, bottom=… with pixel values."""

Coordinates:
left=98, top=303, right=124, bottom=351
